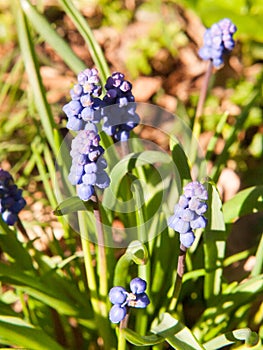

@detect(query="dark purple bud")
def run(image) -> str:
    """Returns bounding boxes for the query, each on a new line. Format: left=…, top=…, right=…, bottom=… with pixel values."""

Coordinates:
left=2, top=211, right=18, bottom=225
left=128, top=293, right=150, bottom=308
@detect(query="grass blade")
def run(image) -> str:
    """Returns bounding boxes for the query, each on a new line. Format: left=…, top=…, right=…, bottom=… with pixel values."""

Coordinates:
left=0, top=316, right=64, bottom=350
left=58, top=0, right=110, bottom=84
left=20, top=0, right=85, bottom=74
left=14, top=0, right=60, bottom=154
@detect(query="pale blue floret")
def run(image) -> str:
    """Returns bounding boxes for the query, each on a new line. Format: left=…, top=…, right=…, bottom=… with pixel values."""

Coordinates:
left=68, top=129, right=110, bottom=201
left=168, top=181, right=208, bottom=248
left=198, top=18, right=237, bottom=67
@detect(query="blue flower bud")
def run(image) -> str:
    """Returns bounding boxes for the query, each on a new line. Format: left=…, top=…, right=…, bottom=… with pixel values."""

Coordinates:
left=101, top=72, right=139, bottom=141
left=0, top=169, right=26, bottom=226
left=109, top=304, right=127, bottom=323
left=181, top=208, right=196, bottom=222
left=95, top=172, right=110, bottom=189
left=129, top=293, right=150, bottom=308
left=168, top=181, right=208, bottom=247
left=68, top=129, right=110, bottom=201
left=130, top=277, right=147, bottom=294
left=180, top=231, right=195, bottom=248
left=2, top=211, right=18, bottom=226
left=77, top=184, right=95, bottom=201
left=63, top=68, right=102, bottom=130
left=199, top=18, right=237, bottom=67
left=190, top=216, right=207, bottom=230
left=109, top=286, right=127, bottom=305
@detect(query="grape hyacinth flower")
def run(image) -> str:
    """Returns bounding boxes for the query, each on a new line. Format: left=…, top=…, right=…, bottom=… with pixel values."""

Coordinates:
left=62, top=68, right=102, bottom=131
left=68, top=124, right=110, bottom=201
left=101, top=72, right=140, bottom=142
left=199, top=18, right=237, bottom=67
left=168, top=181, right=208, bottom=248
left=0, top=169, right=26, bottom=225
left=109, top=277, right=150, bottom=323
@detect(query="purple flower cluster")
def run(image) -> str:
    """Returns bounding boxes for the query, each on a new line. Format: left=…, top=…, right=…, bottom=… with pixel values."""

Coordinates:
left=62, top=68, right=102, bottom=131
left=199, top=18, right=237, bottom=67
left=63, top=68, right=141, bottom=200
left=68, top=125, right=110, bottom=201
left=101, top=72, right=140, bottom=141
left=109, top=277, right=150, bottom=323
left=0, top=169, right=26, bottom=225
left=168, top=181, right=208, bottom=248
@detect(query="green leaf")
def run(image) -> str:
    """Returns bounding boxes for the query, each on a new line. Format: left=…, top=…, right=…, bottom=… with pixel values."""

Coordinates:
left=20, top=0, right=85, bottom=74
left=58, top=0, right=110, bottom=84
left=170, top=139, right=192, bottom=183
left=0, top=264, right=88, bottom=317
left=113, top=240, right=148, bottom=286
left=14, top=0, right=60, bottom=154
left=207, top=181, right=225, bottom=231
left=223, top=186, right=263, bottom=223
left=0, top=316, right=64, bottom=350
left=103, top=150, right=172, bottom=209
left=151, top=313, right=205, bottom=350
left=0, top=219, right=33, bottom=271
left=122, top=328, right=163, bottom=346
left=203, top=328, right=259, bottom=349
left=193, top=275, right=263, bottom=341
left=53, top=196, right=95, bottom=216
left=202, top=181, right=226, bottom=300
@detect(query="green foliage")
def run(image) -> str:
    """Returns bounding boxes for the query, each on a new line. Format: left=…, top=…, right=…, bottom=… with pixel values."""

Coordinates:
left=126, top=3, right=188, bottom=77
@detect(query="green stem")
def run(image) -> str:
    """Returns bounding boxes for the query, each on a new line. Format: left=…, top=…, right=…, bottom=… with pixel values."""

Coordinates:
left=118, top=314, right=129, bottom=350
left=190, top=60, right=213, bottom=163
left=78, top=210, right=115, bottom=349
left=195, top=60, right=213, bottom=122
left=16, top=218, right=30, bottom=241
left=93, top=192, right=108, bottom=315
left=78, top=211, right=99, bottom=313
left=131, top=177, right=150, bottom=335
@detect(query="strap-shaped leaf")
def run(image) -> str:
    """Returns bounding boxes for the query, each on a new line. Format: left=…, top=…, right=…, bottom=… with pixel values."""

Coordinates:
left=53, top=196, right=95, bottom=216
left=103, top=150, right=172, bottom=209
left=203, top=181, right=226, bottom=300
left=0, top=316, right=64, bottom=350
left=113, top=240, right=148, bottom=286
left=223, top=185, right=263, bottom=223
left=151, top=313, right=205, bottom=350
left=203, top=328, right=259, bottom=349
left=20, top=0, right=85, bottom=74
left=58, top=0, right=110, bottom=84
left=0, top=263, right=89, bottom=317
left=14, top=0, right=59, bottom=154
left=122, top=328, right=163, bottom=346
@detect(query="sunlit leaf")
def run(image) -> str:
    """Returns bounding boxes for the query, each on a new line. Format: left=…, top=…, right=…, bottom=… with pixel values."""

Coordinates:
left=203, top=328, right=259, bottom=349
left=223, top=186, right=263, bottom=223
left=151, top=313, right=205, bottom=350
left=122, top=328, right=163, bottom=346
left=0, top=316, right=64, bottom=350
left=54, top=196, right=95, bottom=216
